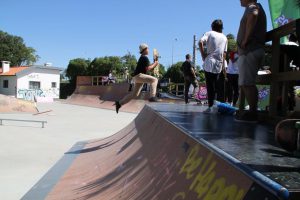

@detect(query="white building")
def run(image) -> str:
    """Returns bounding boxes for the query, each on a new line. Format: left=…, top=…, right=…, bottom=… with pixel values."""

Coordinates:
left=0, top=61, right=62, bottom=101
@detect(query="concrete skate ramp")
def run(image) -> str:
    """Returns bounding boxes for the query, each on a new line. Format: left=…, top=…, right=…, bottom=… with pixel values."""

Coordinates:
left=74, top=83, right=149, bottom=101
left=22, top=104, right=299, bottom=200
left=0, top=94, right=37, bottom=113
left=66, top=83, right=183, bottom=113
left=66, top=94, right=146, bottom=113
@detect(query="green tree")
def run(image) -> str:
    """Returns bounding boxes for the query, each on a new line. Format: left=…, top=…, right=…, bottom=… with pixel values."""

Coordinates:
left=197, top=70, right=206, bottom=83
left=163, top=62, right=184, bottom=83
left=121, top=52, right=137, bottom=76
left=66, top=58, right=90, bottom=85
left=88, top=56, right=122, bottom=76
left=158, top=63, right=166, bottom=77
left=226, top=33, right=235, bottom=40
left=226, top=34, right=237, bottom=61
left=0, top=30, right=39, bottom=66
left=147, top=63, right=166, bottom=78
left=227, top=34, right=237, bottom=53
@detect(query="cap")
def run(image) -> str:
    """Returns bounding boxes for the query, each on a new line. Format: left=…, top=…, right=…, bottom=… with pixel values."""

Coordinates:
left=139, top=43, right=148, bottom=53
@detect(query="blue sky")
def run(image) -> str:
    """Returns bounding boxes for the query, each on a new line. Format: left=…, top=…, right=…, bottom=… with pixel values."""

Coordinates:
left=0, top=0, right=272, bottom=69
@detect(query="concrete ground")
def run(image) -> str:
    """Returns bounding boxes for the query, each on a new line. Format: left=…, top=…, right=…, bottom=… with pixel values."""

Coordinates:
left=0, top=101, right=137, bottom=200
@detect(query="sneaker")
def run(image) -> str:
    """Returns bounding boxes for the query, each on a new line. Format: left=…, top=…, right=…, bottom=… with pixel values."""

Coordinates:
left=148, top=97, right=160, bottom=102
left=114, top=101, right=121, bottom=114
left=234, top=111, right=258, bottom=123
left=203, top=107, right=212, bottom=113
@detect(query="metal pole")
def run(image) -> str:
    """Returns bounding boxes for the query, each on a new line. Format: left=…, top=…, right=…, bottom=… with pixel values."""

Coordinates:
left=193, top=35, right=196, bottom=66
left=172, top=38, right=178, bottom=67
left=172, top=43, right=174, bottom=66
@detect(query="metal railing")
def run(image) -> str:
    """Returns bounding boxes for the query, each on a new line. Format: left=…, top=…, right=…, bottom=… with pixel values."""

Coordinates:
left=0, top=119, right=47, bottom=128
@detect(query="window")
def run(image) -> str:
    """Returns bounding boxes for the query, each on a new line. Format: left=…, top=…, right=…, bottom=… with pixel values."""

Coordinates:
left=3, top=80, right=8, bottom=88
left=29, top=81, right=40, bottom=89
left=51, top=82, right=57, bottom=88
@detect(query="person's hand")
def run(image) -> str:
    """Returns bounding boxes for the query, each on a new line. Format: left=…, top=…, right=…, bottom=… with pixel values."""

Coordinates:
left=241, top=40, right=247, bottom=49
left=155, top=61, right=159, bottom=66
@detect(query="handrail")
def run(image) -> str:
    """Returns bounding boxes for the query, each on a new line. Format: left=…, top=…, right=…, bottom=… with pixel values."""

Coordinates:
left=0, top=119, right=47, bottom=128
left=265, top=19, right=299, bottom=42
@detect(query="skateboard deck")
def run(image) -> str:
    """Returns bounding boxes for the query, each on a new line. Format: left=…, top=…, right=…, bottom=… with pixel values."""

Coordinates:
left=153, top=49, right=160, bottom=78
left=275, top=119, right=299, bottom=152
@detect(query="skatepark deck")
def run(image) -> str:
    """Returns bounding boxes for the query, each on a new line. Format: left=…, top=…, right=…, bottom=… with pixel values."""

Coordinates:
left=22, top=104, right=300, bottom=200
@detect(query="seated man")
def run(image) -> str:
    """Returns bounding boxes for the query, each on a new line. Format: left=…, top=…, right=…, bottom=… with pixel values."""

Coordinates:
left=108, top=71, right=116, bottom=84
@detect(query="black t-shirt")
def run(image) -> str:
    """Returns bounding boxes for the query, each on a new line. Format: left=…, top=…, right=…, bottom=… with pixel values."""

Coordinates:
left=181, top=60, right=194, bottom=77
left=134, top=55, right=150, bottom=76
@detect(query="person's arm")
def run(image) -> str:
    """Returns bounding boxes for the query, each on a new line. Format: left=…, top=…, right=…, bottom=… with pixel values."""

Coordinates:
left=147, top=61, right=159, bottom=71
left=199, top=40, right=206, bottom=61
left=190, top=63, right=197, bottom=78
left=242, top=5, right=259, bottom=49
left=223, top=39, right=228, bottom=79
left=199, top=33, right=208, bottom=61
left=222, top=52, right=227, bottom=80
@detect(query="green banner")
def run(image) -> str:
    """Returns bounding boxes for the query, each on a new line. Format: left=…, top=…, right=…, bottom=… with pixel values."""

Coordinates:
left=269, top=0, right=300, bottom=28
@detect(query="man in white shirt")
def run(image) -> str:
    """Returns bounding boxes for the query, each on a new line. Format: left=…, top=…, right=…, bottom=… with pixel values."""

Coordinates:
left=199, top=19, right=228, bottom=113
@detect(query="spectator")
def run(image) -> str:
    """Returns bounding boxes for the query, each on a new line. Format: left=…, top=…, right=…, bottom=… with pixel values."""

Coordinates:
left=235, top=0, right=266, bottom=123
left=199, top=19, right=228, bottom=113
left=108, top=70, right=116, bottom=84
left=226, top=51, right=239, bottom=107
left=181, top=54, right=199, bottom=104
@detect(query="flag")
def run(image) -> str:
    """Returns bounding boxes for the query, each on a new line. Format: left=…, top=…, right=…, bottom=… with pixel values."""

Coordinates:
left=269, top=0, right=300, bottom=28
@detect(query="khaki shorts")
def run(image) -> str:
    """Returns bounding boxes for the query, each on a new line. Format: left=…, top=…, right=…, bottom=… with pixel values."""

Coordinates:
left=238, top=48, right=264, bottom=86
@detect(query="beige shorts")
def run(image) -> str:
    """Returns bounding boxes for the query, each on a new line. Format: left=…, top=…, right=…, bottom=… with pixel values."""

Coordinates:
left=238, top=48, right=264, bottom=86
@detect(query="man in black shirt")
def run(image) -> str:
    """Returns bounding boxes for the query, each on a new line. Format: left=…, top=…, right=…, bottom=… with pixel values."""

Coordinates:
left=181, top=54, right=199, bottom=104
left=115, top=43, right=159, bottom=113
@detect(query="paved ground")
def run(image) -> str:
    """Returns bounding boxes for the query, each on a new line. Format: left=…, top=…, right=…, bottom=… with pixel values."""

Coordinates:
left=0, top=101, right=137, bottom=200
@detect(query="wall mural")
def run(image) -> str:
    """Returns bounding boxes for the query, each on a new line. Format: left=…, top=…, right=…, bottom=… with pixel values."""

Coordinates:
left=17, top=88, right=59, bottom=101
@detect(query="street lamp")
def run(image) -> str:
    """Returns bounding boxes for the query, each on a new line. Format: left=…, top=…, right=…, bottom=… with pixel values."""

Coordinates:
left=172, top=38, right=178, bottom=66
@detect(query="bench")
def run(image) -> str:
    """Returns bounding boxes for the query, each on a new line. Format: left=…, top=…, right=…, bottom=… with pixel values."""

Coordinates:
left=0, top=119, right=47, bottom=128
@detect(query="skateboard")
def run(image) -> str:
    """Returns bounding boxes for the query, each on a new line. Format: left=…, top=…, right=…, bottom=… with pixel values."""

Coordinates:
left=153, top=49, right=160, bottom=78
left=275, top=119, right=300, bottom=153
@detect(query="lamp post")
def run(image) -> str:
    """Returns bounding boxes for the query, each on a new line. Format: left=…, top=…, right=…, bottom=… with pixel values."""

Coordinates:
left=172, top=38, right=178, bottom=66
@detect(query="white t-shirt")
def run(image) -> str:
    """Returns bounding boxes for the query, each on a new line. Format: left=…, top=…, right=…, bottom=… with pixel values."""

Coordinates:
left=227, top=53, right=239, bottom=74
left=200, top=31, right=227, bottom=74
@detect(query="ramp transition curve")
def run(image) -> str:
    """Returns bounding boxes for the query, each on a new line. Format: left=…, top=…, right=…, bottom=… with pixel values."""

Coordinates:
left=22, top=105, right=299, bottom=200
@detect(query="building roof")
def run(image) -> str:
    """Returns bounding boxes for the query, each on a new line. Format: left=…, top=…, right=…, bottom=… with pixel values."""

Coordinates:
left=0, top=66, right=29, bottom=76
left=0, top=65, right=62, bottom=76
